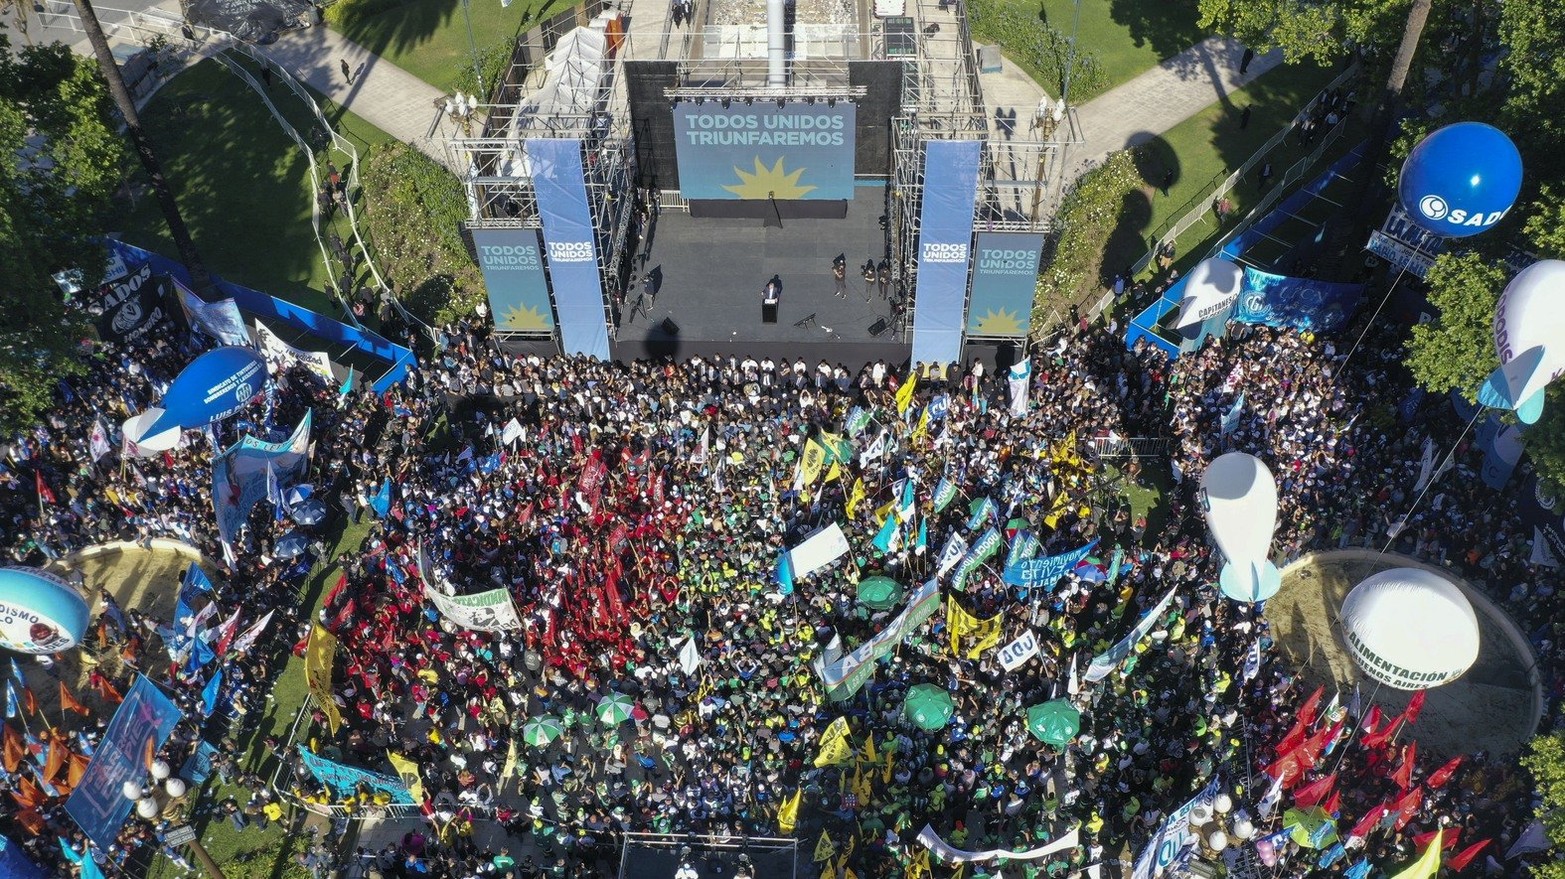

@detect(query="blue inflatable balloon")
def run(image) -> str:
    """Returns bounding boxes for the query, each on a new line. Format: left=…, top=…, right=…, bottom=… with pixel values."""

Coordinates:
left=1398, top=122, right=1523, bottom=238
left=0, top=567, right=90, bottom=654
left=145, top=345, right=268, bottom=437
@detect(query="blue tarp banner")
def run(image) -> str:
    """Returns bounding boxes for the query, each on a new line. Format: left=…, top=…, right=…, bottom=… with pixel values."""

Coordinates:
left=967, top=232, right=1042, bottom=337
left=1002, top=539, right=1098, bottom=589
left=212, top=410, right=313, bottom=544
left=297, top=746, right=415, bottom=804
left=529, top=138, right=610, bottom=360
left=0, top=835, right=47, bottom=879
left=180, top=740, right=221, bottom=785
left=671, top=102, right=856, bottom=200
left=1233, top=271, right=1364, bottom=333
left=911, top=140, right=981, bottom=365
left=472, top=228, right=555, bottom=333
left=65, top=676, right=183, bottom=849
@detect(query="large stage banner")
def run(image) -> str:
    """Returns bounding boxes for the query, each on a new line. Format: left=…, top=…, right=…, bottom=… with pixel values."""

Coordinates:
left=529, top=138, right=610, bottom=360
left=1233, top=268, right=1364, bottom=333
left=672, top=102, right=856, bottom=200
left=918, top=825, right=1079, bottom=864
left=66, top=675, right=183, bottom=849
left=814, top=579, right=940, bottom=700
left=911, top=139, right=981, bottom=365
left=212, top=410, right=313, bottom=544
left=297, top=746, right=415, bottom=804
left=967, top=232, right=1042, bottom=337
left=471, top=227, right=555, bottom=333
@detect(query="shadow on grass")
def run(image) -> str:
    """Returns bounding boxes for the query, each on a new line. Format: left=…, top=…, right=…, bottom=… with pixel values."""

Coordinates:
left=1105, top=0, right=1210, bottom=61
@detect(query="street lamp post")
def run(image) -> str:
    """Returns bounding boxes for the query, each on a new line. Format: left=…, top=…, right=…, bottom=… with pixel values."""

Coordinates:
left=122, top=770, right=227, bottom=879
left=460, top=0, right=484, bottom=101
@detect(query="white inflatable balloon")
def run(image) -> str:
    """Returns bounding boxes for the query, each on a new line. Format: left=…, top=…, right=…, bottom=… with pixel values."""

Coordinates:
left=1339, top=567, right=1480, bottom=690
left=1480, top=259, right=1565, bottom=424
left=121, top=407, right=180, bottom=456
left=1174, top=258, right=1245, bottom=333
left=1200, top=452, right=1281, bottom=602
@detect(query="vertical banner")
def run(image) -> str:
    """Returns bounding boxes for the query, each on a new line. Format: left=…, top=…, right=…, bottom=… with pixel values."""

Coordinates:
left=305, top=624, right=343, bottom=733
left=65, top=676, right=183, bottom=849
left=471, top=227, right=556, bottom=333
left=967, top=232, right=1042, bottom=337
left=911, top=140, right=981, bottom=365
left=529, top=138, right=610, bottom=360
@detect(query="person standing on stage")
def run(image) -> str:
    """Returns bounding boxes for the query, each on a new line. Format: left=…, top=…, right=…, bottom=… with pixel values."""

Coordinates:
left=877, top=259, right=891, bottom=300
left=833, top=254, right=847, bottom=298
left=862, top=260, right=877, bottom=302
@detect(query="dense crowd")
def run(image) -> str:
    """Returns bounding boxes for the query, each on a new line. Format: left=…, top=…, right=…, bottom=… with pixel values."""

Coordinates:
left=1, top=301, right=1560, bottom=879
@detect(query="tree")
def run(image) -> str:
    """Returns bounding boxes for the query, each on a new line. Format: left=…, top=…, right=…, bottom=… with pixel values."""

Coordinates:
left=1520, top=732, right=1565, bottom=879
left=1402, top=252, right=1503, bottom=402
left=0, top=37, right=126, bottom=434
left=1196, top=0, right=1409, bottom=65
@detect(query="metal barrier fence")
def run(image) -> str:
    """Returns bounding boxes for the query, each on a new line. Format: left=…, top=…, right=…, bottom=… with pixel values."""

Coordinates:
left=1205, top=118, right=1351, bottom=263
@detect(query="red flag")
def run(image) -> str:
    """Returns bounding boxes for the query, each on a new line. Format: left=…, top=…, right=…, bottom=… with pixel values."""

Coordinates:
left=1427, top=755, right=1464, bottom=789
left=1293, top=719, right=1342, bottom=774
left=1362, top=712, right=1402, bottom=749
left=1297, top=684, right=1326, bottom=726
left=1391, top=740, right=1418, bottom=790
left=59, top=681, right=88, bottom=715
left=1347, top=803, right=1388, bottom=842
left=1264, top=748, right=1306, bottom=788
left=1404, top=690, right=1427, bottom=725
left=1392, top=786, right=1423, bottom=831
left=1322, top=788, right=1341, bottom=817
left=1446, top=839, right=1491, bottom=872
left=1292, top=772, right=1336, bottom=808
left=10, top=776, right=42, bottom=810
left=18, top=684, right=35, bottom=715
left=1275, top=713, right=1311, bottom=756
left=2, top=724, right=22, bottom=773
left=1361, top=705, right=1384, bottom=736
left=1414, top=827, right=1461, bottom=850
left=35, top=471, right=55, bottom=505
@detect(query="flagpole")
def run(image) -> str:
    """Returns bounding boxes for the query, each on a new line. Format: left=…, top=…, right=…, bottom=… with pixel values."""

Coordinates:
left=1326, top=679, right=1383, bottom=777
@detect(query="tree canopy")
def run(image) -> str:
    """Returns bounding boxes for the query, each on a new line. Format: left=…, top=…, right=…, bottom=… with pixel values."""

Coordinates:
left=1196, top=0, right=1413, bottom=65
left=0, top=37, right=126, bottom=434
left=1521, top=732, right=1565, bottom=879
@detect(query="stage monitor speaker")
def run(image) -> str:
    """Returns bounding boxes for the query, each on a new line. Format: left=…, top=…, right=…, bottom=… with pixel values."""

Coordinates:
left=660, top=317, right=681, bottom=335
left=868, top=318, right=890, bottom=337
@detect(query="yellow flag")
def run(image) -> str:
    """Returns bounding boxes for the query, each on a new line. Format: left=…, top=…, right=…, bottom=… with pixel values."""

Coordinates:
left=966, top=610, right=1005, bottom=659
left=814, top=831, right=836, bottom=862
left=825, top=461, right=843, bottom=483
left=873, top=497, right=897, bottom=525
left=500, top=736, right=519, bottom=782
left=911, top=406, right=931, bottom=441
left=1390, top=829, right=1442, bottom=879
left=777, top=788, right=802, bottom=835
left=802, top=438, right=828, bottom=485
left=304, top=624, right=343, bottom=733
left=895, top=373, right=918, bottom=415
left=813, top=716, right=854, bottom=767
left=387, top=750, right=425, bottom=803
left=846, top=478, right=866, bottom=519
left=946, top=597, right=976, bottom=655
left=854, top=765, right=873, bottom=805
left=863, top=734, right=878, bottom=766
left=882, top=745, right=896, bottom=784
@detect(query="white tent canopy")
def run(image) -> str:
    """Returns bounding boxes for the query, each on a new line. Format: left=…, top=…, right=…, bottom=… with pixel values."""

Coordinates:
left=1339, top=567, right=1481, bottom=690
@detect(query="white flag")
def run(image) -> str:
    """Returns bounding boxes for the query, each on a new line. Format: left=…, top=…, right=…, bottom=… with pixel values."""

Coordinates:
left=936, top=533, right=969, bottom=578
left=501, top=417, right=525, bottom=446
left=1506, top=820, right=1550, bottom=859
left=1242, top=639, right=1261, bottom=683
left=1413, top=437, right=1435, bottom=492
left=678, top=636, right=703, bottom=674
left=230, top=609, right=275, bottom=655
left=89, top=417, right=112, bottom=461
left=1256, top=772, right=1284, bottom=820
left=1066, top=653, right=1079, bottom=696
left=1531, top=527, right=1561, bottom=568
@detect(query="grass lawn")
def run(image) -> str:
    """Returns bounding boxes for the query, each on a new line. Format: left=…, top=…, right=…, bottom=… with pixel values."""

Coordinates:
left=121, top=59, right=395, bottom=317
left=326, top=0, right=562, bottom=93
left=972, top=0, right=1207, bottom=103
left=1093, top=59, right=1346, bottom=282
left=145, top=518, right=375, bottom=879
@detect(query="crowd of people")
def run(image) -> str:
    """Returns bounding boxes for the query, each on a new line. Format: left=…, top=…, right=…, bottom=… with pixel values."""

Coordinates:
left=1, top=294, right=1560, bottom=879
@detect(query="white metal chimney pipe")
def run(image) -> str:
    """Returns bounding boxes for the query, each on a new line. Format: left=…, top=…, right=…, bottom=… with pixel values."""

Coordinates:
left=767, top=0, right=788, bottom=88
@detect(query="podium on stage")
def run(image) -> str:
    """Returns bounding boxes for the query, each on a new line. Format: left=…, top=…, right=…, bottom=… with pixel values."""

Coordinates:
left=761, top=275, right=781, bottom=324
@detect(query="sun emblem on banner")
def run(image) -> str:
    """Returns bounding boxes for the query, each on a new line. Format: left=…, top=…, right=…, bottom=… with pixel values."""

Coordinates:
left=500, top=304, right=552, bottom=331
left=969, top=308, right=1026, bottom=335
left=722, top=157, right=817, bottom=199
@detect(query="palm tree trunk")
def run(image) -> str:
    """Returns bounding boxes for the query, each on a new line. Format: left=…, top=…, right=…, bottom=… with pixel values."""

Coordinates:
left=1353, top=0, right=1435, bottom=221
left=71, top=0, right=214, bottom=292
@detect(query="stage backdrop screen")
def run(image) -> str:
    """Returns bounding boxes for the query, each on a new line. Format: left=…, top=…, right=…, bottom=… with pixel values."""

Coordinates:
left=673, top=101, right=856, bottom=200
left=967, top=232, right=1042, bottom=337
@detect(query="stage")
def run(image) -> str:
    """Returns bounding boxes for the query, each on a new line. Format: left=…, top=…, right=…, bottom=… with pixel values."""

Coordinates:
left=610, top=185, right=913, bottom=363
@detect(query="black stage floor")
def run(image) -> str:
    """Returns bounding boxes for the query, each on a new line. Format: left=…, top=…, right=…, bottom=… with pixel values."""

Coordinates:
left=610, top=185, right=913, bottom=365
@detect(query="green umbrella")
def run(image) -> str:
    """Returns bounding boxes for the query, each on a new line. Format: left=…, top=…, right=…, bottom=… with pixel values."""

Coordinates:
left=522, top=716, right=565, bottom=747
left=595, top=694, right=636, bottom=726
left=857, top=576, right=905, bottom=610
left=1283, top=807, right=1338, bottom=849
left=903, top=684, right=955, bottom=730
left=1025, top=700, right=1081, bottom=746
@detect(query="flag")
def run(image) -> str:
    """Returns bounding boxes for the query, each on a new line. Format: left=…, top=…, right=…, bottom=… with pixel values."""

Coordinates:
left=1413, top=828, right=1461, bottom=850
left=7, top=657, right=19, bottom=684
left=966, top=496, right=997, bottom=530
left=1297, top=684, right=1326, bottom=726
left=777, top=788, right=802, bottom=834
left=871, top=514, right=900, bottom=556
left=60, top=837, right=85, bottom=864
left=1066, top=654, right=1079, bottom=696
left=678, top=637, right=702, bottom=675
left=212, top=607, right=243, bottom=656
left=801, top=438, right=828, bottom=485
left=1427, top=754, right=1464, bottom=789
left=230, top=609, right=274, bottom=655
left=4, top=681, right=16, bottom=718
left=1389, top=829, right=1442, bottom=879
left=931, top=477, right=958, bottom=513
left=266, top=461, right=284, bottom=520
left=1507, top=821, right=1550, bottom=859
left=813, top=717, right=853, bottom=767
left=1446, top=839, right=1490, bottom=872
left=895, top=373, right=918, bottom=415
left=1345, top=803, right=1387, bottom=846
left=1292, top=772, right=1336, bottom=809
left=1391, top=786, right=1423, bottom=831
left=201, top=671, right=223, bottom=715
left=1361, top=710, right=1401, bottom=749
left=1256, top=772, right=1284, bottom=819
left=59, top=681, right=88, bottom=715
left=776, top=552, right=796, bottom=596
left=388, top=750, right=426, bottom=802
left=915, top=517, right=928, bottom=555
left=936, top=533, right=968, bottom=578
left=370, top=478, right=392, bottom=518
left=1361, top=704, right=1383, bottom=736
left=910, top=405, right=931, bottom=441
left=89, top=418, right=112, bottom=461
left=35, top=471, right=54, bottom=505
left=1403, top=690, right=1427, bottom=725
left=1322, top=788, right=1341, bottom=817
left=1391, top=740, right=1417, bottom=790
left=2, top=723, right=22, bottom=772
left=898, top=478, right=916, bottom=522
left=1219, top=392, right=1245, bottom=436
left=1007, top=360, right=1031, bottom=415
left=813, top=831, right=836, bottom=863
left=845, top=478, right=866, bottom=519
left=1242, top=639, right=1262, bottom=683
